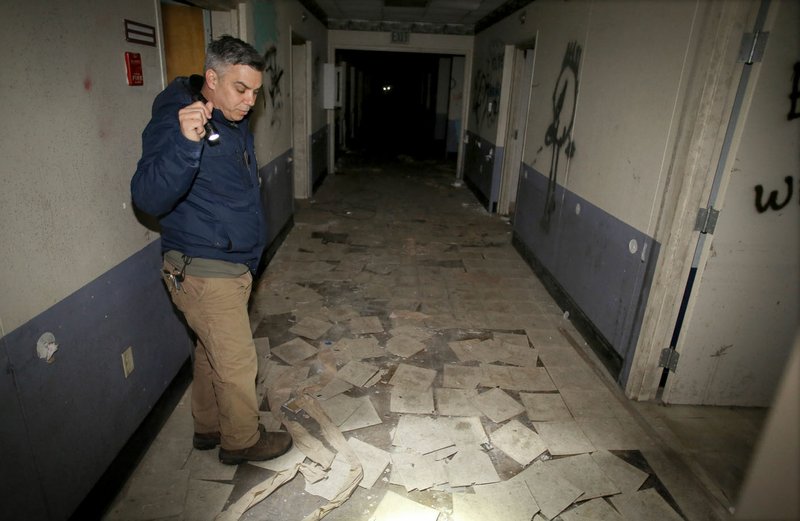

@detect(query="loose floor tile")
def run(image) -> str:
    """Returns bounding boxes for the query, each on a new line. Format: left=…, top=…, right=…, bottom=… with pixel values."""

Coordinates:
left=330, top=337, right=385, bottom=362
left=520, top=392, right=573, bottom=421
left=391, top=450, right=448, bottom=491
left=289, top=316, right=333, bottom=340
left=386, top=335, right=427, bottom=358
left=495, top=343, right=539, bottom=367
left=304, top=455, right=356, bottom=501
left=474, top=388, right=525, bottom=423
left=559, top=387, right=628, bottom=418
left=313, top=377, right=353, bottom=401
left=388, top=363, right=437, bottom=390
left=393, top=415, right=456, bottom=455
left=448, top=339, right=500, bottom=364
left=489, top=419, right=548, bottom=466
left=525, top=328, right=571, bottom=349
left=590, top=450, right=649, bottom=493
left=435, top=387, right=481, bottom=416
left=544, top=453, right=621, bottom=500
left=391, top=387, right=435, bottom=414
left=452, top=480, right=540, bottom=521
left=533, top=420, right=596, bottom=455
left=369, top=490, right=441, bottom=521
left=347, top=437, right=391, bottom=489
left=445, top=447, right=501, bottom=487
left=271, top=338, right=319, bottom=366
left=609, top=488, right=684, bottom=521
left=442, top=364, right=482, bottom=389
left=440, top=416, right=489, bottom=446
left=512, top=461, right=582, bottom=520
left=493, top=332, right=530, bottom=346
left=389, top=325, right=434, bottom=341
left=480, top=365, right=556, bottom=392
left=320, top=394, right=363, bottom=427
left=340, top=395, right=383, bottom=432
left=337, top=360, right=381, bottom=387
left=546, top=365, right=607, bottom=391
left=348, top=315, right=385, bottom=334
left=559, top=498, right=626, bottom=521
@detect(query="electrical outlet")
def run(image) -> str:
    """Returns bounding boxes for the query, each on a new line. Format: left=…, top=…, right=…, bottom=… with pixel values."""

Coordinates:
left=121, top=346, right=135, bottom=378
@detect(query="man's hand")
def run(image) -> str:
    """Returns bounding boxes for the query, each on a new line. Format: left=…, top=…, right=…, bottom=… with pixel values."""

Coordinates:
left=178, top=100, right=214, bottom=142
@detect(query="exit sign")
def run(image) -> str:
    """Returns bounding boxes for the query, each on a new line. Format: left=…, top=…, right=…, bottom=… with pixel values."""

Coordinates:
left=391, top=31, right=410, bottom=44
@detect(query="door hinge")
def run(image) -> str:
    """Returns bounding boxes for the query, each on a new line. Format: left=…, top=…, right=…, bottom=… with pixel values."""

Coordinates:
left=738, top=31, right=769, bottom=64
left=695, top=207, right=720, bottom=234
left=659, top=348, right=680, bottom=372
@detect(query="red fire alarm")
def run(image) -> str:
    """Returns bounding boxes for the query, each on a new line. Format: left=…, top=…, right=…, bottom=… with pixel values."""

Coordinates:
left=125, top=52, right=144, bottom=86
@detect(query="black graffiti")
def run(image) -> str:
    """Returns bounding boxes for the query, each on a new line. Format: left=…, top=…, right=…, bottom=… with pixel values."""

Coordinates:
left=264, top=46, right=284, bottom=127
left=754, top=176, right=795, bottom=213
left=789, top=62, right=800, bottom=121
left=472, top=70, right=500, bottom=126
left=541, top=41, right=581, bottom=230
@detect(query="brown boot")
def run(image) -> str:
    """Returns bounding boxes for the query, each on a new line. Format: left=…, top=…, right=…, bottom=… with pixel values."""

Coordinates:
left=193, top=431, right=221, bottom=450
left=218, top=424, right=293, bottom=465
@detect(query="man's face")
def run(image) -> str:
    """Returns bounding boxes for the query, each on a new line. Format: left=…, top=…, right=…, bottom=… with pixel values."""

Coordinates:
left=206, top=64, right=263, bottom=121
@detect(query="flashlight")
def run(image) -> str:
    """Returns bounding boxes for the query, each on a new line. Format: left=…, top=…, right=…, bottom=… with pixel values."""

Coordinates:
left=204, top=120, right=220, bottom=143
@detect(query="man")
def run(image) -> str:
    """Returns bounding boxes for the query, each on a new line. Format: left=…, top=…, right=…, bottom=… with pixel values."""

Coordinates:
left=131, top=35, right=292, bottom=465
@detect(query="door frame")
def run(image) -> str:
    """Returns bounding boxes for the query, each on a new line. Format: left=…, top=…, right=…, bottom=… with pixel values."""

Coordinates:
left=624, top=0, right=763, bottom=400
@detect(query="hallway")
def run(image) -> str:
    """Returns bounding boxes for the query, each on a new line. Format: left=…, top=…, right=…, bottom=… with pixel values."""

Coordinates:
left=102, top=156, right=757, bottom=521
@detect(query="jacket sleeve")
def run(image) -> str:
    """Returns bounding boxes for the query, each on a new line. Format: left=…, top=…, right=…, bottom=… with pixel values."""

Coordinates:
left=130, top=101, right=203, bottom=217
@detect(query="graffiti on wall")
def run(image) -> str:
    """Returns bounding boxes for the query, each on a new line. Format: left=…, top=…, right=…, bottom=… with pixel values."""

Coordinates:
left=788, top=62, right=799, bottom=120
left=472, top=40, right=504, bottom=127
left=541, top=41, right=582, bottom=230
left=754, top=176, right=796, bottom=213
left=264, top=46, right=285, bottom=128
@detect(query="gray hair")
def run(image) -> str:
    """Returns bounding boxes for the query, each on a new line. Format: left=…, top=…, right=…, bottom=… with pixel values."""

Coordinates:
left=205, top=35, right=266, bottom=74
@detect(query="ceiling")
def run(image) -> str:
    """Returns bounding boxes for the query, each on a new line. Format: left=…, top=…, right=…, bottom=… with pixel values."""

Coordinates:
left=301, top=0, right=533, bottom=34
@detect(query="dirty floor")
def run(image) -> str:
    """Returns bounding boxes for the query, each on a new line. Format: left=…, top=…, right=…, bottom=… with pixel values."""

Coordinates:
left=102, top=156, right=766, bottom=521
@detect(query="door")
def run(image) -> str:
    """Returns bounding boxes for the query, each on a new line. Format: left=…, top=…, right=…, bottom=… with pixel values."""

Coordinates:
left=161, top=3, right=206, bottom=82
left=663, top=0, right=799, bottom=406
left=498, top=45, right=536, bottom=215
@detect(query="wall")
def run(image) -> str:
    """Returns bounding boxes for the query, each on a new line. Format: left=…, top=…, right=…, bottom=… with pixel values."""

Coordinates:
left=0, top=1, right=325, bottom=518
left=0, top=1, right=195, bottom=519
left=468, top=0, right=704, bottom=380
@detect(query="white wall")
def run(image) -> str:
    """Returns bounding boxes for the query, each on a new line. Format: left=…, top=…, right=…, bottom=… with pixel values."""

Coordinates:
left=0, top=0, right=163, bottom=334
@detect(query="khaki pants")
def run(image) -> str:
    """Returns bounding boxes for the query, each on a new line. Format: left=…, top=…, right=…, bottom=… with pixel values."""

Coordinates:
left=162, top=262, right=259, bottom=450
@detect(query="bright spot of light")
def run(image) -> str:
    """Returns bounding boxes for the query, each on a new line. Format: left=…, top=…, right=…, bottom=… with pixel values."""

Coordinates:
left=382, top=84, right=393, bottom=92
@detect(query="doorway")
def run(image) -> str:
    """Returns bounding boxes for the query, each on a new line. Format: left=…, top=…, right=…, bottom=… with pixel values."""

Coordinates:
left=291, top=35, right=312, bottom=199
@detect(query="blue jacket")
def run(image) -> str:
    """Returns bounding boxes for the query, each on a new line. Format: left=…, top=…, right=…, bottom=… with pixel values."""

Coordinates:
left=131, top=76, right=266, bottom=273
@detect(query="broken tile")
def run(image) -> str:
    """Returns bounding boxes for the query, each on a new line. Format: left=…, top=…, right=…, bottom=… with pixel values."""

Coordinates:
left=388, top=363, right=437, bottom=390
left=391, top=450, right=448, bottom=491
left=319, top=394, right=363, bottom=427
left=369, top=490, right=440, bottom=521
left=435, top=387, right=481, bottom=417
left=559, top=387, right=628, bottom=418
left=490, top=419, right=548, bottom=466
left=289, top=316, right=333, bottom=340
left=590, top=450, right=649, bottom=492
left=271, top=337, right=318, bottom=365
left=533, top=420, right=596, bottom=455
left=336, top=360, right=381, bottom=387
left=512, top=460, right=583, bottom=520
left=386, top=335, right=427, bottom=358
left=348, top=315, right=385, bottom=334
left=304, top=454, right=356, bottom=501
left=520, top=392, right=573, bottom=421
left=525, top=327, right=571, bottom=350
left=391, top=387, right=435, bottom=414
left=445, top=447, right=501, bottom=487
left=544, top=453, right=621, bottom=499
left=480, top=365, right=556, bottom=392
left=609, top=488, right=684, bottom=521
left=560, top=498, right=626, bottom=521
left=474, top=388, right=525, bottom=423
left=340, top=396, right=383, bottom=432
left=452, top=480, right=540, bottom=521
left=449, top=338, right=501, bottom=363
left=313, top=377, right=353, bottom=401
left=347, top=437, right=391, bottom=489
left=495, top=342, right=539, bottom=367
left=442, top=364, right=482, bottom=389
